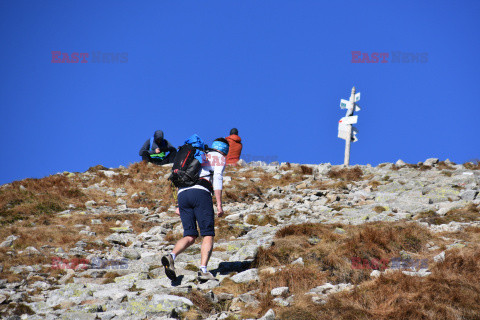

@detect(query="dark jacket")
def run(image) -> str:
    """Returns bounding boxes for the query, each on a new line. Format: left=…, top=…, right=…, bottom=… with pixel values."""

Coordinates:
left=139, top=130, right=176, bottom=156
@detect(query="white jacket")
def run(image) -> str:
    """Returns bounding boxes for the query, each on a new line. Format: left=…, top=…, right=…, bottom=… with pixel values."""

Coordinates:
left=178, top=151, right=225, bottom=194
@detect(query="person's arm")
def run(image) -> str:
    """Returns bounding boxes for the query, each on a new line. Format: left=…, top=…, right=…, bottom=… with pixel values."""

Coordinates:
left=139, top=139, right=150, bottom=156
left=214, top=189, right=223, bottom=217
left=151, top=140, right=161, bottom=153
left=163, top=140, right=176, bottom=153
left=212, top=155, right=226, bottom=217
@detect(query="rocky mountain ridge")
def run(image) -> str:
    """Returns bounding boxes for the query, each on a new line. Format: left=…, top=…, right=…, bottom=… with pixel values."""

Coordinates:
left=0, top=158, right=479, bottom=319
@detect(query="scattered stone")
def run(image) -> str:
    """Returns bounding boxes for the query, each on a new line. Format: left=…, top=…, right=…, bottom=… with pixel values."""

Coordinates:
left=85, top=200, right=97, bottom=208
left=370, top=270, right=381, bottom=278
left=231, top=269, right=259, bottom=283
left=123, top=248, right=140, bottom=260
left=258, top=309, right=275, bottom=320
left=291, top=257, right=304, bottom=266
left=395, top=159, right=406, bottom=167
left=460, top=190, right=478, bottom=201
left=271, top=286, right=289, bottom=296
left=25, top=246, right=41, bottom=255
left=424, top=158, right=439, bottom=166
left=434, top=251, right=445, bottom=263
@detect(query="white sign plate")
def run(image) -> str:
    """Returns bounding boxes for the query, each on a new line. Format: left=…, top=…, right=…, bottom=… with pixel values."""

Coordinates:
left=339, top=115, right=358, bottom=125
left=338, top=123, right=350, bottom=140
left=340, top=99, right=351, bottom=109
left=338, top=123, right=359, bottom=142
left=355, top=92, right=361, bottom=102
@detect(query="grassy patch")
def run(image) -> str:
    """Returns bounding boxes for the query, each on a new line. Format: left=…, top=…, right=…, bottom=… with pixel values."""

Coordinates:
left=416, top=204, right=480, bottom=225
left=245, top=214, right=278, bottom=226
left=327, top=167, right=363, bottom=181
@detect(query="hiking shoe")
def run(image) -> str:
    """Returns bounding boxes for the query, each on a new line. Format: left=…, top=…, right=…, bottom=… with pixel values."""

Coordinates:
left=197, top=271, right=217, bottom=281
left=161, top=254, right=176, bottom=281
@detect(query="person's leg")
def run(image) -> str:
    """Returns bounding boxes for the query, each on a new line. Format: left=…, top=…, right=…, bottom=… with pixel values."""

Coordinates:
left=172, top=236, right=197, bottom=256
left=159, top=149, right=177, bottom=165
left=190, top=189, right=217, bottom=280
left=200, top=235, right=214, bottom=267
left=141, top=151, right=151, bottom=162
left=162, top=190, right=199, bottom=280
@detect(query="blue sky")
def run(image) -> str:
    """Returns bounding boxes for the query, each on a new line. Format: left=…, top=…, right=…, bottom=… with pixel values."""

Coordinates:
left=1, top=0, right=479, bottom=184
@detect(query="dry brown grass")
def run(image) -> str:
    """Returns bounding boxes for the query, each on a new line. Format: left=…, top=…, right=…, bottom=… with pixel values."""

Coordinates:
left=279, top=245, right=480, bottom=320
left=245, top=213, right=278, bottom=226
left=416, top=204, right=480, bottom=225
left=164, top=230, right=183, bottom=244
left=327, top=167, right=363, bottom=181
left=250, top=224, right=480, bottom=320
left=215, top=219, right=248, bottom=241
left=437, top=161, right=455, bottom=170
left=368, top=180, right=382, bottom=191
left=102, top=271, right=121, bottom=284
left=463, top=160, right=480, bottom=170
left=373, top=206, right=386, bottom=213
left=222, top=166, right=306, bottom=203
left=253, top=222, right=433, bottom=285
left=0, top=175, right=87, bottom=225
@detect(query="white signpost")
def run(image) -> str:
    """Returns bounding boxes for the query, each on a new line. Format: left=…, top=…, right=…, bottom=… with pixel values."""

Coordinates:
left=338, top=87, right=361, bottom=166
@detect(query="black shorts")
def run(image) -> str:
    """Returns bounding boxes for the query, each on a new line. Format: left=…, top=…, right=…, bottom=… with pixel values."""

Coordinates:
left=178, top=188, right=215, bottom=237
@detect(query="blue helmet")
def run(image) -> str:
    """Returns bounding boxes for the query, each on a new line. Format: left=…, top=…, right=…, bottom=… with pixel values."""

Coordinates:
left=211, top=140, right=229, bottom=156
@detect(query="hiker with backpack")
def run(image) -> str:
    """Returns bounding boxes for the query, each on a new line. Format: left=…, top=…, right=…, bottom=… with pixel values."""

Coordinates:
left=139, top=130, right=177, bottom=165
left=162, top=134, right=229, bottom=281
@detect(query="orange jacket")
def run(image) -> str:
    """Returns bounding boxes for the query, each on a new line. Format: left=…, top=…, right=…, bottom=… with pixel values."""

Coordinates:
left=225, top=135, right=243, bottom=165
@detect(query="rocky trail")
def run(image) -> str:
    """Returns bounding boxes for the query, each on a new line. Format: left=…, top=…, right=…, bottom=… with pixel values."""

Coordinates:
left=0, top=159, right=479, bottom=319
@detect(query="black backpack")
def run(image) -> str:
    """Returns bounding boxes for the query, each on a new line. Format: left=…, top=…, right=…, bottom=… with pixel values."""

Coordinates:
left=169, top=144, right=203, bottom=188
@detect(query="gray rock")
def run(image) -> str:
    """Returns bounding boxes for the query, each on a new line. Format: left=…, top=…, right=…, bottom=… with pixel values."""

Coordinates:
left=93, top=289, right=128, bottom=303
left=271, top=286, right=289, bottom=296
left=424, top=158, right=439, bottom=166
left=273, top=297, right=290, bottom=306
left=258, top=309, right=275, bottom=320
left=0, top=235, right=19, bottom=248
left=198, top=280, right=220, bottom=290
left=85, top=200, right=97, bottom=208
left=370, top=270, right=381, bottom=278
left=116, top=188, right=128, bottom=197
left=230, top=269, right=259, bottom=283
left=100, top=170, right=118, bottom=178
left=395, top=159, right=406, bottom=167
left=25, top=246, right=41, bottom=255
left=106, top=233, right=128, bottom=245
left=229, top=244, right=259, bottom=262
left=150, top=294, right=193, bottom=313
left=58, top=312, right=98, bottom=320
left=291, top=257, right=304, bottom=266
left=402, top=268, right=431, bottom=277
left=434, top=251, right=445, bottom=263
left=123, top=248, right=140, bottom=260
left=460, top=190, right=478, bottom=201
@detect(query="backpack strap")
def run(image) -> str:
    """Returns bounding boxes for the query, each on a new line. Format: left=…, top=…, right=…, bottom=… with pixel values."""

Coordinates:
left=150, top=137, right=155, bottom=151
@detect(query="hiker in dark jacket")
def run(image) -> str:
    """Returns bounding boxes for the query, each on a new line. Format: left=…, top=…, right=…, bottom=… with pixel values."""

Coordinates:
left=139, top=130, right=177, bottom=165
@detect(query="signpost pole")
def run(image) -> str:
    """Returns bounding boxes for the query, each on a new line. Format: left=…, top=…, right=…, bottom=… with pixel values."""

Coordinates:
left=343, top=86, right=356, bottom=166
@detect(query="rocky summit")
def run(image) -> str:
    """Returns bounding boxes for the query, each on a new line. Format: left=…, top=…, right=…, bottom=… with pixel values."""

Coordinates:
left=0, top=159, right=479, bottom=319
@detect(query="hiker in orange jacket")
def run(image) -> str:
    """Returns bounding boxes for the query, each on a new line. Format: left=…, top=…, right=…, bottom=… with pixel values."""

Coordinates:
left=225, top=128, right=242, bottom=165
